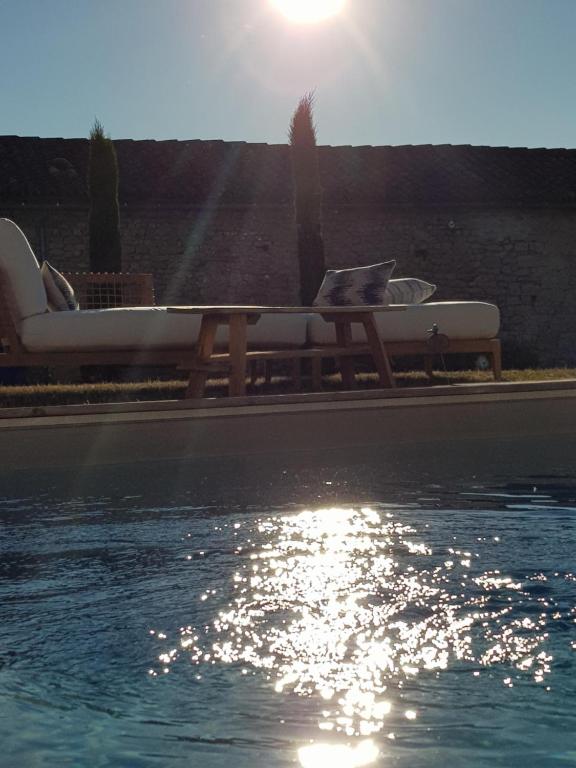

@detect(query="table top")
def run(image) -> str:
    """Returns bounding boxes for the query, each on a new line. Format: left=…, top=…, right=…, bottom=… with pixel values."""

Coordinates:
left=167, top=305, right=407, bottom=315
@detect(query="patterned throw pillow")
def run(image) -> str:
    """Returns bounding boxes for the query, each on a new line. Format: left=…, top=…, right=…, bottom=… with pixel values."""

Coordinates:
left=383, top=278, right=437, bottom=305
left=41, top=261, right=79, bottom=311
left=313, top=261, right=396, bottom=306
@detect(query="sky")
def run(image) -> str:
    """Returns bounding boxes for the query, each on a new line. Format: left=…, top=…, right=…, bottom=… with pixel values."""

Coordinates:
left=1, top=0, right=576, bottom=149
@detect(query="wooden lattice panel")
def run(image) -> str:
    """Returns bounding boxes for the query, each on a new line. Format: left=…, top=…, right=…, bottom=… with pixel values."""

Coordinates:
left=62, top=272, right=155, bottom=309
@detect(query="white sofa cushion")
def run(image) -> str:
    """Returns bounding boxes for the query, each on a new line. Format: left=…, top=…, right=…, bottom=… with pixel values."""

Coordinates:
left=308, top=301, right=500, bottom=345
left=19, top=306, right=311, bottom=352
left=0, top=218, right=48, bottom=320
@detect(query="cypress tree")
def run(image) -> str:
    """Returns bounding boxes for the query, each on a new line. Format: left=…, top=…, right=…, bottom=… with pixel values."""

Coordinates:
left=289, top=93, right=326, bottom=306
left=88, top=119, right=122, bottom=273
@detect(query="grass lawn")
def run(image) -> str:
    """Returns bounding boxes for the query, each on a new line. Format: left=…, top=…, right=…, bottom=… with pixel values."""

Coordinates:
left=1, top=368, right=575, bottom=409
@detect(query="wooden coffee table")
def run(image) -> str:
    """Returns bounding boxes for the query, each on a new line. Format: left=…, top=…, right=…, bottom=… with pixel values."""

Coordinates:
left=167, top=305, right=405, bottom=398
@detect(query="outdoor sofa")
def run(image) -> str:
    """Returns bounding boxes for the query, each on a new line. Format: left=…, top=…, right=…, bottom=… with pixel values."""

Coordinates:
left=0, top=218, right=501, bottom=389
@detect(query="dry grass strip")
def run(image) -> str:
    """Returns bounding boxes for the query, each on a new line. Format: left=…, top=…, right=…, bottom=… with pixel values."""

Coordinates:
left=1, top=368, right=575, bottom=408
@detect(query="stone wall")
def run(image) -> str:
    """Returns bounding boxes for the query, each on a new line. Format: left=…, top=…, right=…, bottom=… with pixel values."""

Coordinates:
left=3, top=203, right=576, bottom=366
left=322, top=206, right=576, bottom=366
left=2, top=204, right=299, bottom=306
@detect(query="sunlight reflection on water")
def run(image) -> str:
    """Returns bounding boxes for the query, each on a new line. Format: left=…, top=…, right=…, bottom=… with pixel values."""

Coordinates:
left=298, top=738, right=379, bottom=768
left=153, top=504, right=575, bottom=763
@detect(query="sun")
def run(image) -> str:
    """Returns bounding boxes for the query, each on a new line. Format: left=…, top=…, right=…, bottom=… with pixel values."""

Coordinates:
left=270, top=0, right=347, bottom=24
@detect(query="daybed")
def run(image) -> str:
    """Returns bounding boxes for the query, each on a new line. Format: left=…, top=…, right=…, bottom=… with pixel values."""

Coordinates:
left=0, top=218, right=501, bottom=393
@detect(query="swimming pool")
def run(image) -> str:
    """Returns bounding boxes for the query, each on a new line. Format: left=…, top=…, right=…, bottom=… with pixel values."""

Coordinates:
left=1, top=438, right=575, bottom=767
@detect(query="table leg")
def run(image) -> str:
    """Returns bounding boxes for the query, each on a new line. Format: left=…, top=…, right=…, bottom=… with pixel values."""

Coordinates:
left=335, top=320, right=356, bottom=390
left=361, top=313, right=395, bottom=388
left=228, top=313, right=248, bottom=397
left=490, top=339, right=502, bottom=381
left=185, top=315, right=219, bottom=398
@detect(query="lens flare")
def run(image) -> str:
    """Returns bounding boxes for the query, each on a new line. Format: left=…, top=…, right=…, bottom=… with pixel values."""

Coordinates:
left=271, top=0, right=347, bottom=24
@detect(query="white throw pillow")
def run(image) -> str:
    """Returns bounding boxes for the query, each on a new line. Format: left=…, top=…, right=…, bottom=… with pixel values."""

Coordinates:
left=384, top=278, right=436, bottom=305
left=41, top=261, right=79, bottom=311
left=313, top=261, right=396, bottom=306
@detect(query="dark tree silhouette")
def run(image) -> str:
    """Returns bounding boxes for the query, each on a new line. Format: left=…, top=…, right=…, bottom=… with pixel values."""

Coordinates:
left=88, top=119, right=122, bottom=273
left=289, top=93, right=326, bottom=305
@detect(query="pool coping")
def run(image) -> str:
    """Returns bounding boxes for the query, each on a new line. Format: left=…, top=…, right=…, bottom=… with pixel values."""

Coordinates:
left=2, top=377, right=576, bottom=424
left=2, top=379, right=576, bottom=470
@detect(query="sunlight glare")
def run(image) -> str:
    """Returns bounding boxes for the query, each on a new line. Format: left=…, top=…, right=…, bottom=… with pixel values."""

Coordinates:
left=298, top=740, right=379, bottom=768
left=165, top=505, right=558, bottom=738
left=270, top=0, right=347, bottom=24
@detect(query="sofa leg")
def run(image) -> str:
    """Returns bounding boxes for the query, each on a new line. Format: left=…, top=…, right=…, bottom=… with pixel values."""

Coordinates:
left=291, top=359, right=302, bottom=391
left=311, top=357, right=323, bottom=390
left=490, top=340, right=502, bottom=381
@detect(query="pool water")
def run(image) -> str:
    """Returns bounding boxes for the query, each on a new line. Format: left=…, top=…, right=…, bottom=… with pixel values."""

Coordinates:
left=1, top=438, right=576, bottom=767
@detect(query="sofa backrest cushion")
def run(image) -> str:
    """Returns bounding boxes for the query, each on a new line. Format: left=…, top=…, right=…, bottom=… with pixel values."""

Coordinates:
left=313, top=261, right=396, bottom=306
left=0, top=219, right=48, bottom=321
